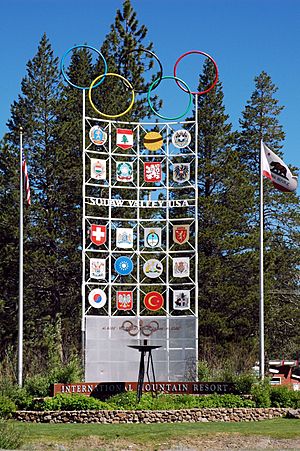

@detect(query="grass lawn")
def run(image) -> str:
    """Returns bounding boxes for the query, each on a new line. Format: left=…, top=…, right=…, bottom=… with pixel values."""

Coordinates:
left=12, top=419, right=300, bottom=450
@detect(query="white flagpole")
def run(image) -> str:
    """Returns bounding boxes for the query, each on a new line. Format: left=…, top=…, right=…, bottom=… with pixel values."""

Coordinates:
left=259, top=140, right=265, bottom=379
left=18, top=127, right=24, bottom=387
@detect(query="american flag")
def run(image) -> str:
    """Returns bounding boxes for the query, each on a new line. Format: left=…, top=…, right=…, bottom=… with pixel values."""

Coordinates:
left=22, top=150, right=31, bottom=205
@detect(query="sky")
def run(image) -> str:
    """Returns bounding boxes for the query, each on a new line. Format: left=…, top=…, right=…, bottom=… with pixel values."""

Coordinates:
left=1, top=0, right=299, bottom=184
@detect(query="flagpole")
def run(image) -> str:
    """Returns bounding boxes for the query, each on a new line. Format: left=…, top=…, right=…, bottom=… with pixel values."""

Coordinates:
left=18, top=127, right=24, bottom=387
left=259, top=140, right=265, bottom=379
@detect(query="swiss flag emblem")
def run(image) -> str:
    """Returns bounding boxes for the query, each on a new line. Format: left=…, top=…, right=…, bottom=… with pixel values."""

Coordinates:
left=90, top=224, right=106, bottom=245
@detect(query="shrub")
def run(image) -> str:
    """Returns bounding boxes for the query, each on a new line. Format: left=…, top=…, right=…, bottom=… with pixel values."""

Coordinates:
left=233, top=373, right=258, bottom=394
left=39, top=393, right=110, bottom=411
left=197, top=360, right=211, bottom=381
left=0, top=396, right=16, bottom=418
left=251, top=379, right=271, bottom=407
left=107, top=392, right=255, bottom=410
left=0, top=378, right=33, bottom=410
left=0, top=420, right=24, bottom=449
left=24, top=374, right=50, bottom=397
left=270, top=386, right=300, bottom=408
left=48, top=357, right=83, bottom=385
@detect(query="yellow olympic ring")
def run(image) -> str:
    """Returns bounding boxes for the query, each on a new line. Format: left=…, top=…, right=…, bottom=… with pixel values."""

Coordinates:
left=88, top=73, right=135, bottom=119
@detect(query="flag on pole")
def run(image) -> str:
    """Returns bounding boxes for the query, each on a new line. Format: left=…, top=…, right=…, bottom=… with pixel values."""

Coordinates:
left=261, top=141, right=298, bottom=192
left=22, top=150, right=31, bottom=205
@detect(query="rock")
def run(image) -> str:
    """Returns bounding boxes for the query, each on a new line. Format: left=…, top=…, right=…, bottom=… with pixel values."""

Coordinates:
left=286, top=409, right=300, bottom=419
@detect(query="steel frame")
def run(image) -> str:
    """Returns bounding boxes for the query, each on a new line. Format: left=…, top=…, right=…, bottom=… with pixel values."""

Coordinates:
left=82, top=94, right=199, bottom=380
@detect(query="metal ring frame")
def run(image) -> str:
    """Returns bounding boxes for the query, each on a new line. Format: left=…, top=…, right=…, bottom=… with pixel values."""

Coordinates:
left=89, top=73, right=135, bottom=119
left=60, top=45, right=108, bottom=90
left=173, top=50, right=219, bottom=95
left=61, top=46, right=218, bottom=119
left=147, top=76, right=192, bottom=121
left=118, top=48, right=163, bottom=94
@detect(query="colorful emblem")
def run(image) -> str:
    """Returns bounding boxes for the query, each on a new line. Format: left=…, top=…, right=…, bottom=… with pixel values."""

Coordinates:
left=173, top=163, right=190, bottom=183
left=144, top=162, right=162, bottom=182
left=172, top=129, right=191, bottom=148
left=144, top=131, right=163, bottom=151
left=116, top=161, right=133, bottom=182
left=143, top=259, right=163, bottom=279
left=144, top=228, right=161, bottom=248
left=116, top=128, right=133, bottom=150
left=116, top=228, right=133, bottom=249
left=88, top=289, right=107, bottom=309
left=117, top=291, right=133, bottom=311
left=144, top=292, right=164, bottom=311
left=173, top=224, right=190, bottom=245
left=91, top=158, right=106, bottom=180
left=90, top=224, right=106, bottom=246
left=173, top=257, right=190, bottom=278
left=114, top=256, right=133, bottom=276
left=173, top=290, right=190, bottom=310
left=90, top=258, right=106, bottom=280
left=89, top=125, right=107, bottom=146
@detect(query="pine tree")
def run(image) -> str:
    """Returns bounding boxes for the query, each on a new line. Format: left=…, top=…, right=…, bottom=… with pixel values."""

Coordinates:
left=6, top=33, right=66, bottom=372
left=92, top=0, right=161, bottom=122
left=238, top=71, right=300, bottom=359
left=0, top=138, right=20, bottom=364
left=193, top=60, right=257, bottom=367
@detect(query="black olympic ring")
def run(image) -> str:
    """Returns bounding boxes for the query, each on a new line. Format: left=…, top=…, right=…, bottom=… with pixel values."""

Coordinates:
left=118, top=48, right=163, bottom=94
left=121, top=320, right=160, bottom=337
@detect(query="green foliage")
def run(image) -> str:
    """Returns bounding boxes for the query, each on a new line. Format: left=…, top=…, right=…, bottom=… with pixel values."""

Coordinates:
left=24, top=355, right=82, bottom=398
left=37, top=393, right=110, bottom=411
left=0, top=419, right=24, bottom=449
left=233, top=373, right=258, bottom=394
left=24, top=375, right=50, bottom=398
left=0, top=396, right=16, bottom=418
left=103, top=391, right=255, bottom=410
left=197, top=360, right=211, bottom=381
left=0, top=379, right=32, bottom=410
left=237, top=71, right=300, bottom=358
left=270, top=386, right=300, bottom=408
left=251, top=379, right=271, bottom=407
left=48, top=356, right=83, bottom=386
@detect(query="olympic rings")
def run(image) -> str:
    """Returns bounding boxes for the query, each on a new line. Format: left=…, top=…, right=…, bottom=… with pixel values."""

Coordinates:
left=174, top=50, right=218, bottom=95
left=61, top=45, right=218, bottom=119
left=121, top=320, right=159, bottom=337
left=147, top=75, right=192, bottom=121
left=118, top=48, right=163, bottom=94
left=88, top=73, right=135, bottom=119
left=60, top=45, right=108, bottom=90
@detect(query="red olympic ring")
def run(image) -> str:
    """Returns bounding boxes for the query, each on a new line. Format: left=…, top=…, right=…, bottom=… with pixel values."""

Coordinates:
left=173, top=50, right=219, bottom=95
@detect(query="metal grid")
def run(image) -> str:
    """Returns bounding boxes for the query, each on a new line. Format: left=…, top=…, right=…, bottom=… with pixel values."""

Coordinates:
left=82, top=104, right=198, bottom=381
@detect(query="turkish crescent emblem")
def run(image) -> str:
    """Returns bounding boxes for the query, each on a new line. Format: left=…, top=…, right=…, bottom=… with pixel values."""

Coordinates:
left=144, top=292, right=164, bottom=311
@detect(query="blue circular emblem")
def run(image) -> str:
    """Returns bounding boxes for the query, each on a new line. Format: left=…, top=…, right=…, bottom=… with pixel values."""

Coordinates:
left=114, top=256, right=133, bottom=276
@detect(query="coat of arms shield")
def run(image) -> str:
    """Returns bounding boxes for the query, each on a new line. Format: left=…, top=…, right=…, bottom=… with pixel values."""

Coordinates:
left=173, top=224, right=189, bottom=245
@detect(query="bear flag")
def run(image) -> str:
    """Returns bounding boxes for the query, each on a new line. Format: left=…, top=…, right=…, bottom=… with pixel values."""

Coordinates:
left=261, top=141, right=298, bottom=193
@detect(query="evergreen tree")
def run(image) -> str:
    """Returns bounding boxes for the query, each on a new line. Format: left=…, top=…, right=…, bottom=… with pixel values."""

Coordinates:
left=5, top=33, right=66, bottom=372
left=93, top=0, right=161, bottom=122
left=0, top=138, right=20, bottom=365
left=238, top=71, right=300, bottom=359
left=193, top=61, right=257, bottom=367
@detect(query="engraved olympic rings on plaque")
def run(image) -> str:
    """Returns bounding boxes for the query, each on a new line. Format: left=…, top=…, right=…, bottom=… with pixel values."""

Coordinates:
left=60, top=45, right=108, bottom=90
left=121, top=319, right=160, bottom=337
left=173, top=50, right=219, bottom=95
